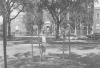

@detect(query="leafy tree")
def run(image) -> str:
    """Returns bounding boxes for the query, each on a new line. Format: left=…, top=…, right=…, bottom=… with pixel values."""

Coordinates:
left=0, top=0, right=27, bottom=39
left=23, top=13, right=34, bottom=34
left=23, top=0, right=43, bottom=35
left=84, top=0, right=94, bottom=35
left=38, top=0, right=74, bottom=38
left=69, top=0, right=95, bottom=36
left=22, top=0, right=43, bottom=61
left=38, top=0, right=96, bottom=38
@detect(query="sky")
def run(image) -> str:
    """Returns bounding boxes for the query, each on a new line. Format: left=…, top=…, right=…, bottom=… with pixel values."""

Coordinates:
left=0, top=16, right=3, bottom=24
left=0, top=10, right=18, bottom=24
left=0, top=10, right=24, bottom=24
left=94, top=0, right=100, bottom=7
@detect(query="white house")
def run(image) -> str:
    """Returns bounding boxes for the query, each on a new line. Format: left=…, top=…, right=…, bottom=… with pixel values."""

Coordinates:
left=93, top=0, right=100, bottom=33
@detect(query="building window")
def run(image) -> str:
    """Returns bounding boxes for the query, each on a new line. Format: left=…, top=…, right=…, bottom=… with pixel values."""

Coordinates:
left=97, top=14, right=99, bottom=19
left=96, top=23, right=100, bottom=29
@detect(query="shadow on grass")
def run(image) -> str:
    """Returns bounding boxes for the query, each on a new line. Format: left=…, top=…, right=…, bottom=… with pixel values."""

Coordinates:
left=1, top=50, right=100, bottom=68
left=5, top=52, right=62, bottom=68
left=48, top=53, right=100, bottom=68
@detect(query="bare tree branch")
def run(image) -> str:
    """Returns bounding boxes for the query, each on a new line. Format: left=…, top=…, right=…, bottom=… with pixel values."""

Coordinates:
left=51, top=0, right=54, bottom=5
left=9, top=0, right=12, bottom=4
left=60, top=11, right=69, bottom=23
left=10, top=0, right=16, bottom=10
left=10, top=6, right=24, bottom=21
left=8, top=0, right=12, bottom=6
left=10, top=4, right=20, bottom=12
left=46, top=3, right=59, bottom=23
left=59, top=4, right=72, bottom=14
left=48, top=9, right=57, bottom=23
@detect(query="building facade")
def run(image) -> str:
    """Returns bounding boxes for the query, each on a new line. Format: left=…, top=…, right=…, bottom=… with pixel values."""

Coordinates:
left=93, top=7, right=100, bottom=33
left=11, top=12, right=26, bottom=33
left=93, top=0, right=100, bottom=33
left=42, top=9, right=55, bottom=35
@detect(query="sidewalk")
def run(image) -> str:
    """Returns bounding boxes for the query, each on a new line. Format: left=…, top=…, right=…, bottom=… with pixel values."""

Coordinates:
left=1, top=35, right=100, bottom=44
left=48, top=40, right=100, bottom=44
left=14, top=35, right=55, bottom=38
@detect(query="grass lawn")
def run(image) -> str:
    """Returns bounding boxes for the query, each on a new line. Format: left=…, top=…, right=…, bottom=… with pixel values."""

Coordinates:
left=0, top=37, right=100, bottom=68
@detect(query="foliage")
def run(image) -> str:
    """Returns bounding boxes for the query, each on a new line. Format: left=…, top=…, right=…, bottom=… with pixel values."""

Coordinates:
left=23, top=0, right=43, bottom=34
left=0, top=0, right=27, bottom=38
left=0, top=0, right=97, bottom=36
left=38, top=0, right=97, bottom=36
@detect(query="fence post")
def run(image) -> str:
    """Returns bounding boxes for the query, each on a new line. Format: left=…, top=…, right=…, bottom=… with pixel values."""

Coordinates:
left=63, top=32, right=65, bottom=64
left=68, top=26, right=71, bottom=63
left=31, top=31, right=34, bottom=62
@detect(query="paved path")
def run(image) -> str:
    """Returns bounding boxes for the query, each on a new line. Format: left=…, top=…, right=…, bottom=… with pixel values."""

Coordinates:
left=14, top=35, right=55, bottom=38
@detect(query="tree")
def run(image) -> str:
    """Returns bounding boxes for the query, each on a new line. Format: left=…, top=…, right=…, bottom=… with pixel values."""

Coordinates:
left=69, top=0, right=95, bottom=36
left=23, top=12, right=35, bottom=34
left=23, top=0, right=43, bottom=35
left=0, top=0, right=8, bottom=67
left=38, top=0, right=96, bottom=38
left=0, top=0, right=27, bottom=67
left=22, top=0, right=44, bottom=61
left=84, top=0, right=94, bottom=35
left=39, top=0, right=74, bottom=38
left=0, top=0, right=27, bottom=39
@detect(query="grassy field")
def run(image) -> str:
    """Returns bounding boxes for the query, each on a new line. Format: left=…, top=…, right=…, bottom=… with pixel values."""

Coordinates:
left=0, top=36, right=100, bottom=68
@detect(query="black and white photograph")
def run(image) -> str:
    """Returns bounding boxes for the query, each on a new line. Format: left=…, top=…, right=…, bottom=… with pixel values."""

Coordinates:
left=0, top=0, right=100, bottom=68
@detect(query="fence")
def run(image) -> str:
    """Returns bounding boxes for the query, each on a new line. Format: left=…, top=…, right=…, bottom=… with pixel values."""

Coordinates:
left=59, top=30, right=92, bottom=36
left=11, top=29, right=92, bottom=37
left=71, top=30, right=92, bottom=36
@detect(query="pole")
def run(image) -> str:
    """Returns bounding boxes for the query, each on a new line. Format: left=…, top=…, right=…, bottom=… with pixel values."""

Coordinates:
left=62, top=31, right=65, bottom=64
left=87, top=26, right=89, bottom=35
left=69, top=26, right=71, bottom=63
left=3, top=13, right=7, bottom=68
left=38, top=27, right=42, bottom=61
left=31, top=30, right=33, bottom=61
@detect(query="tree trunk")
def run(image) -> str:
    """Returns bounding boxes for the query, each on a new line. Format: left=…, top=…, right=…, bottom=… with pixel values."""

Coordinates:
left=80, top=26, right=83, bottom=36
left=36, top=26, right=38, bottom=35
left=80, top=20, right=82, bottom=36
left=8, top=21, right=11, bottom=39
left=7, top=10, right=11, bottom=39
left=74, top=21, right=77, bottom=35
left=80, top=23, right=81, bottom=36
left=3, top=12, right=7, bottom=68
left=87, top=25, right=89, bottom=35
left=56, top=21, right=60, bottom=39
